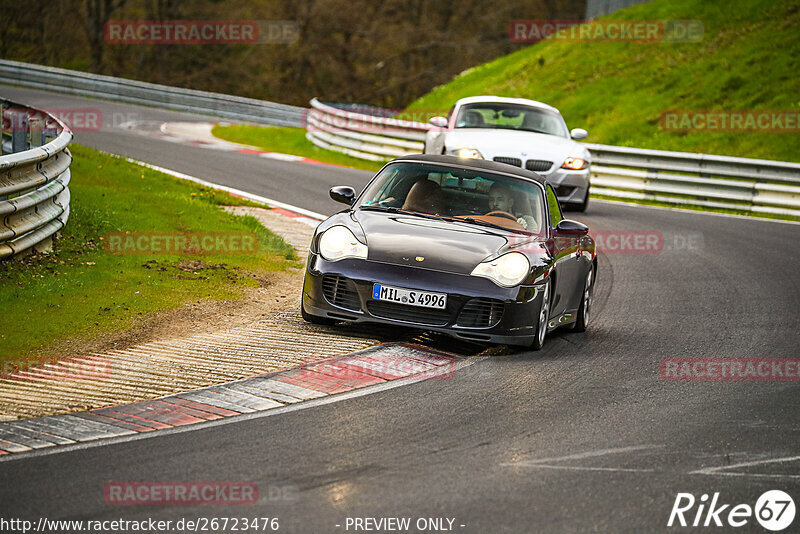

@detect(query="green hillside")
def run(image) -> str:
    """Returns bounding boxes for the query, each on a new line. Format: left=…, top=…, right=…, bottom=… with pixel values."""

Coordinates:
left=407, top=0, right=800, bottom=162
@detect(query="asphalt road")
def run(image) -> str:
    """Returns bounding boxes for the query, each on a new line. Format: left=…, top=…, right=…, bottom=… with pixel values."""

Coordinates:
left=1, top=86, right=799, bottom=533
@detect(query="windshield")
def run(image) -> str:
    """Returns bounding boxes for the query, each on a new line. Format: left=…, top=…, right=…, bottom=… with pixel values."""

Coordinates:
left=454, top=102, right=569, bottom=137
left=358, top=163, right=545, bottom=234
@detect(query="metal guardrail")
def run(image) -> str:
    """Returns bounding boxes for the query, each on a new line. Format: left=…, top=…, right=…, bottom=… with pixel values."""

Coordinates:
left=0, top=60, right=305, bottom=128
left=306, top=98, right=429, bottom=161
left=0, top=99, right=73, bottom=259
left=585, top=144, right=800, bottom=217
left=306, top=98, right=800, bottom=217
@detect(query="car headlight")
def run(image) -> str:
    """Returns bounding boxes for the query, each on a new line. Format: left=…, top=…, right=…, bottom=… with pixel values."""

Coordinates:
left=471, top=252, right=530, bottom=287
left=318, top=225, right=368, bottom=261
left=454, top=148, right=484, bottom=160
left=561, top=157, right=586, bottom=170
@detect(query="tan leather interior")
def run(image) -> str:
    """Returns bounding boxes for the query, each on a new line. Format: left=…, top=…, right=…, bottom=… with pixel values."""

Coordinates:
left=402, top=179, right=444, bottom=215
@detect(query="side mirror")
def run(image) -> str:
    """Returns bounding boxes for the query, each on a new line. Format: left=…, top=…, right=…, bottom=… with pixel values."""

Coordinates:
left=330, top=185, right=356, bottom=206
left=555, top=219, right=589, bottom=236
left=429, top=116, right=448, bottom=128
left=570, top=128, right=588, bottom=140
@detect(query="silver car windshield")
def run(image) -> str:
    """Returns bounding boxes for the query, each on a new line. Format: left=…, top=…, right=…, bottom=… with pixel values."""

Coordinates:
left=454, top=103, right=568, bottom=137
left=358, top=163, right=546, bottom=234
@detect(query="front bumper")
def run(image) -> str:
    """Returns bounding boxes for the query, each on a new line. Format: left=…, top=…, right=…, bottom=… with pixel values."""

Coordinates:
left=544, top=168, right=590, bottom=205
left=302, top=253, right=545, bottom=346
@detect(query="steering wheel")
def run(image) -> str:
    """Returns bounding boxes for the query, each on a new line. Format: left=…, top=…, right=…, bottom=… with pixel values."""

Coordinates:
left=485, top=210, right=518, bottom=221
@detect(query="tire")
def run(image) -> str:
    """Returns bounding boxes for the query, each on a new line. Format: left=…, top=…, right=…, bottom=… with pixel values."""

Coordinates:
left=301, top=300, right=337, bottom=326
left=571, top=187, right=589, bottom=213
left=529, top=280, right=551, bottom=351
left=571, top=268, right=594, bottom=333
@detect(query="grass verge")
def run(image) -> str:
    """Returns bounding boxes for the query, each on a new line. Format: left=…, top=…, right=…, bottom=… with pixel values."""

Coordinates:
left=407, top=0, right=800, bottom=163
left=211, top=124, right=384, bottom=172
left=0, top=144, right=299, bottom=361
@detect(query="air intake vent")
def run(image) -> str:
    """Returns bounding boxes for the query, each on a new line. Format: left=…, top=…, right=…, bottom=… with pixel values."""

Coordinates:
left=493, top=157, right=522, bottom=167
left=525, top=159, right=553, bottom=172
left=367, top=301, right=450, bottom=326
left=457, top=298, right=504, bottom=328
left=322, top=275, right=361, bottom=311
left=555, top=185, right=577, bottom=197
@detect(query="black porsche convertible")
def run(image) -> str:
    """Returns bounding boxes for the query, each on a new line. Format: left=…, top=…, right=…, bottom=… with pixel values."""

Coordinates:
left=301, top=154, right=596, bottom=349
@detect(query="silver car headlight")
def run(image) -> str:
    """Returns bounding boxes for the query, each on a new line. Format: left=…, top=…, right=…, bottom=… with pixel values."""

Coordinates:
left=471, top=252, right=530, bottom=287
left=319, top=225, right=368, bottom=261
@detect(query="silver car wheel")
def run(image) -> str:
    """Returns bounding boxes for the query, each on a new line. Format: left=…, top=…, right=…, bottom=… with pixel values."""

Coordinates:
left=582, top=270, right=592, bottom=326
left=537, top=282, right=550, bottom=347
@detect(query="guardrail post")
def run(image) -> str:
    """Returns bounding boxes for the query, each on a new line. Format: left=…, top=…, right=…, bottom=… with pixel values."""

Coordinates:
left=29, top=116, right=44, bottom=148
left=10, top=109, right=29, bottom=153
left=0, top=102, right=7, bottom=156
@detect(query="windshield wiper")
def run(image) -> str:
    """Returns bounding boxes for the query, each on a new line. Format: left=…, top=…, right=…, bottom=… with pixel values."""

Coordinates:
left=432, top=215, right=524, bottom=233
left=359, top=205, right=441, bottom=220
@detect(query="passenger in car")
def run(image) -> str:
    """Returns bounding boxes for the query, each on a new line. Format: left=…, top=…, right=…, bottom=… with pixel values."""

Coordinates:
left=487, top=183, right=538, bottom=231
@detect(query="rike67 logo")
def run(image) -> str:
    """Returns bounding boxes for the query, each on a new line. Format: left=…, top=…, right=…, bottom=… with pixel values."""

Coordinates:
left=668, top=490, right=796, bottom=531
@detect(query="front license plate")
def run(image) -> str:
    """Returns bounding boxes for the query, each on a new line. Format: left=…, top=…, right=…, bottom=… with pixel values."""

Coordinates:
left=372, top=284, right=447, bottom=309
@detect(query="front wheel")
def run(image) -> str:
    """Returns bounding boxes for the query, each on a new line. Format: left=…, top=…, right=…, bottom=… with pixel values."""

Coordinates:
left=571, top=268, right=593, bottom=332
left=572, top=187, right=589, bottom=213
left=530, top=280, right=551, bottom=351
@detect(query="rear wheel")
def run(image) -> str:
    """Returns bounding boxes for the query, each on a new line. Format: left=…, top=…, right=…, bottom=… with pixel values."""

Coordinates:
left=301, top=300, right=337, bottom=326
left=530, top=280, right=551, bottom=351
left=571, top=268, right=593, bottom=332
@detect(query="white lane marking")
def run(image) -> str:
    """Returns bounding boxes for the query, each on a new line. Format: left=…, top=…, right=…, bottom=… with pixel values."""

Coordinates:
left=690, top=454, right=800, bottom=479
left=500, top=444, right=659, bottom=467
left=123, top=157, right=326, bottom=222
left=592, top=198, right=800, bottom=226
left=0, top=356, right=485, bottom=463
left=515, top=465, right=655, bottom=473
left=695, top=472, right=800, bottom=480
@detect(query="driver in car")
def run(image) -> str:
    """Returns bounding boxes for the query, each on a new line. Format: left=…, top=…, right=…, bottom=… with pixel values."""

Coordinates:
left=488, top=183, right=536, bottom=231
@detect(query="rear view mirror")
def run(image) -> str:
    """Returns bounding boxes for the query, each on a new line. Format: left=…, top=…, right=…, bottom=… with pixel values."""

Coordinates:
left=429, top=116, right=448, bottom=128
left=555, top=219, right=589, bottom=236
left=329, top=186, right=356, bottom=205
left=570, top=128, right=588, bottom=140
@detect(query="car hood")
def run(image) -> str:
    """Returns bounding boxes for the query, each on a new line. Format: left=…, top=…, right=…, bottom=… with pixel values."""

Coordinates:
left=354, top=210, right=540, bottom=275
left=444, top=128, right=588, bottom=165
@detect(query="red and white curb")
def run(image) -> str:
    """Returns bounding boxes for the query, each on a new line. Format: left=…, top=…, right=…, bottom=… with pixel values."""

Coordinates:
left=125, top=120, right=339, bottom=168
left=0, top=344, right=476, bottom=458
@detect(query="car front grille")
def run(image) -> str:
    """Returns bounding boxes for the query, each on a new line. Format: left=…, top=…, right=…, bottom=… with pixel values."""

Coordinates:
left=366, top=301, right=450, bottom=326
left=456, top=298, right=504, bottom=328
left=493, top=156, right=522, bottom=167
left=322, top=275, right=361, bottom=311
left=525, top=159, right=553, bottom=172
